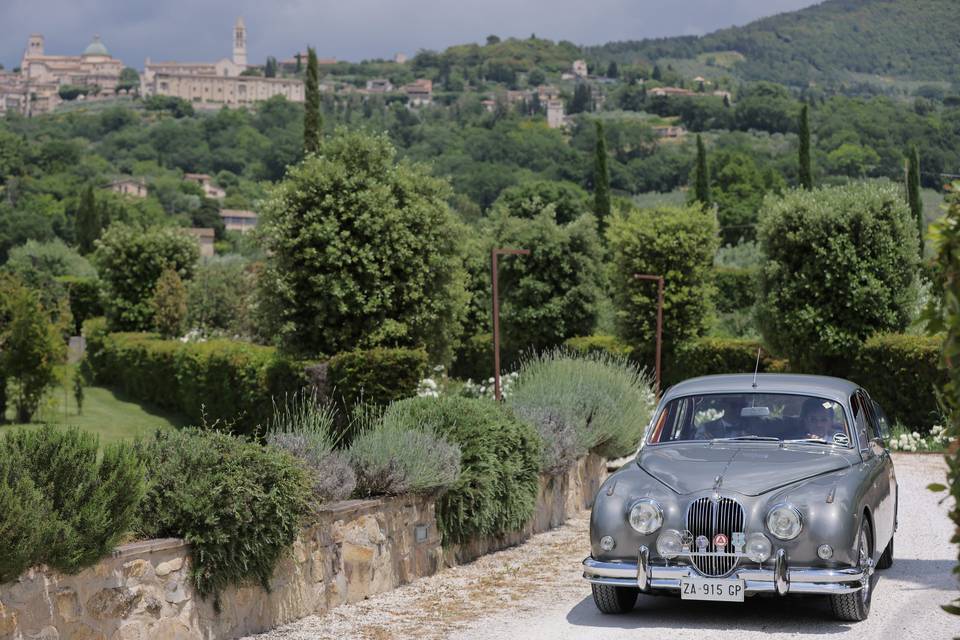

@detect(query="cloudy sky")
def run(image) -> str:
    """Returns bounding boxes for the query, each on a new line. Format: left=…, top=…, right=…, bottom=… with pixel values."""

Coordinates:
left=1, top=0, right=821, bottom=70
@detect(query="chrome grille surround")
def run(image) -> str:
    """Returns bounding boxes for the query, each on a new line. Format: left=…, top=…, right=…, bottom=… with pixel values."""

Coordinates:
left=685, top=496, right=745, bottom=577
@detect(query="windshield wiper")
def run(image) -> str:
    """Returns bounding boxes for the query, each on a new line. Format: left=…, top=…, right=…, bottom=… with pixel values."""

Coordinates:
left=710, top=436, right=780, bottom=442
left=782, top=438, right=834, bottom=446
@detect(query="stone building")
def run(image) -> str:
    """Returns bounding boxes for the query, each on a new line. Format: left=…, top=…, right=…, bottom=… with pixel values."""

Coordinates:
left=109, top=178, right=148, bottom=198
left=144, top=17, right=304, bottom=108
left=185, top=227, right=216, bottom=257
left=184, top=173, right=226, bottom=199
left=220, top=209, right=258, bottom=233
left=1, top=34, right=125, bottom=116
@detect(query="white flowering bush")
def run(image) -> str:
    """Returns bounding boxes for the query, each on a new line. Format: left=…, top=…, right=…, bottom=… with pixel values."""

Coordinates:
left=460, top=372, right=520, bottom=400
left=887, top=424, right=953, bottom=452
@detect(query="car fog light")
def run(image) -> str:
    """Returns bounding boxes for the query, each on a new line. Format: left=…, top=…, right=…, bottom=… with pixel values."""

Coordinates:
left=745, top=532, right=772, bottom=563
left=600, top=536, right=616, bottom=551
left=656, top=529, right=683, bottom=559
left=628, top=498, right=663, bottom=535
left=817, top=544, right=833, bottom=560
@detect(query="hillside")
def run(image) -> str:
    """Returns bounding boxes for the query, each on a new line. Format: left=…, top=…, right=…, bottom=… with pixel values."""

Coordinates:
left=587, top=0, right=959, bottom=86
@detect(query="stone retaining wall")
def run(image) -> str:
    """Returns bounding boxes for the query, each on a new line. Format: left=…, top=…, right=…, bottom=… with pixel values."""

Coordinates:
left=0, top=454, right=605, bottom=640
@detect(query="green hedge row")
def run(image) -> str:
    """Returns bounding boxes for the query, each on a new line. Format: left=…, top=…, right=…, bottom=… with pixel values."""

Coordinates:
left=327, top=347, right=427, bottom=409
left=84, top=318, right=308, bottom=436
left=714, top=267, right=758, bottom=314
left=668, top=337, right=787, bottom=387
left=851, top=333, right=945, bottom=432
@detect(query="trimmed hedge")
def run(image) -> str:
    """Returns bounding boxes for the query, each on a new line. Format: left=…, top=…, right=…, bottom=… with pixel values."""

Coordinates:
left=714, top=267, right=758, bottom=314
left=853, top=333, right=945, bottom=432
left=83, top=320, right=308, bottom=435
left=668, top=338, right=785, bottom=387
left=327, top=347, right=427, bottom=410
left=381, top=396, right=541, bottom=545
left=563, top=335, right=634, bottom=359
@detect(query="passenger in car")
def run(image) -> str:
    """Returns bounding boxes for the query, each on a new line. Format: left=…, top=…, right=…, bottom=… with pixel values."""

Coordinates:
left=798, top=398, right=844, bottom=442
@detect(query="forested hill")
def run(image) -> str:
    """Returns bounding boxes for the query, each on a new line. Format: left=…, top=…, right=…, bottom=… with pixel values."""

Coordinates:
left=587, top=0, right=959, bottom=86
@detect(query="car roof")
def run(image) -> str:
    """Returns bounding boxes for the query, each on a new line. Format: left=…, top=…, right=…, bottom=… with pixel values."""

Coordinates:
left=662, top=374, right=860, bottom=405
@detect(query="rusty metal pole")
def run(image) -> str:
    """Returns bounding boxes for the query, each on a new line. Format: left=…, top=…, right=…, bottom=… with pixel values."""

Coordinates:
left=492, top=248, right=530, bottom=401
left=634, top=274, right=665, bottom=397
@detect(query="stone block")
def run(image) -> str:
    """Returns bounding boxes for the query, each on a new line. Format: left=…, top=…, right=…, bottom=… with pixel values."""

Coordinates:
left=163, top=581, right=189, bottom=605
left=154, top=558, right=183, bottom=578
left=55, top=587, right=80, bottom=623
left=87, top=588, right=141, bottom=620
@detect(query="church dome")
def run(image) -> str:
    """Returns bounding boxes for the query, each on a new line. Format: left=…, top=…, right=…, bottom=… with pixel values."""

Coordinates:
left=83, top=35, right=110, bottom=57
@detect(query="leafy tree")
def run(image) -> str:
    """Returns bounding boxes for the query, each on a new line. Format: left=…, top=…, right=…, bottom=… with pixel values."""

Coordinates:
left=264, top=56, right=278, bottom=78
left=652, top=64, right=662, bottom=81
left=907, top=146, right=923, bottom=256
left=492, top=180, right=591, bottom=225
left=75, top=185, right=100, bottom=254
left=757, top=182, right=919, bottom=375
left=304, top=47, right=322, bottom=155
left=0, top=275, right=66, bottom=423
left=607, top=203, right=719, bottom=373
left=734, top=82, right=798, bottom=133
left=94, top=224, right=199, bottom=331
left=151, top=265, right=187, bottom=338
left=712, top=151, right=775, bottom=245
left=825, top=143, right=881, bottom=177
left=799, top=104, right=813, bottom=190
left=568, top=83, right=592, bottom=114
left=606, top=61, right=619, bottom=78
left=692, top=134, right=711, bottom=206
left=527, top=68, right=546, bottom=86
left=117, top=67, right=140, bottom=92
left=259, top=129, right=468, bottom=362
left=4, top=239, right=96, bottom=313
left=186, top=255, right=254, bottom=336
left=593, top=121, right=611, bottom=232
left=483, top=205, right=603, bottom=358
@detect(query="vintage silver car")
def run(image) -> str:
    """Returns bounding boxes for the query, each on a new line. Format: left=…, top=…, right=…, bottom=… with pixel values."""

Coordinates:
left=583, top=374, right=897, bottom=621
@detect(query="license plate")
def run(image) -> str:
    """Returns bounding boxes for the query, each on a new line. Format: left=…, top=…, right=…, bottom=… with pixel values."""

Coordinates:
left=680, top=577, right=745, bottom=602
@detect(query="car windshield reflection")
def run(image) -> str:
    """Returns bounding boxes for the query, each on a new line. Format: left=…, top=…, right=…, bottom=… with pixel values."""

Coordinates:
left=647, top=393, right=852, bottom=448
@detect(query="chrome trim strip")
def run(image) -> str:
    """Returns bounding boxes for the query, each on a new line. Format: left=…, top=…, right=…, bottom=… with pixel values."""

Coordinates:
left=637, top=545, right=650, bottom=591
left=583, top=557, right=865, bottom=595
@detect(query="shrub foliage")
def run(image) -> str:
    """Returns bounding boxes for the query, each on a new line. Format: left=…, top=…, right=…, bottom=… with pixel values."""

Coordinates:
left=0, top=426, right=144, bottom=582
left=508, top=351, right=656, bottom=472
left=326, top=347, right=427, bottom=411
left=381, top=397, right=540, bottom=544
left=135, top=428, right=310, bottom=608
left=757, top=182, right=919, bottom=375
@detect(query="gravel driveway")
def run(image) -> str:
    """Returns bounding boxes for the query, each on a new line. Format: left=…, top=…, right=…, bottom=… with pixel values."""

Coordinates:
left=245, top=453, right=959, bottom=640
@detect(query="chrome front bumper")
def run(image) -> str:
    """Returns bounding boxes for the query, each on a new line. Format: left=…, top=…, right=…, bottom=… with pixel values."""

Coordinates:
left=583, top=547, right=866, bottom=596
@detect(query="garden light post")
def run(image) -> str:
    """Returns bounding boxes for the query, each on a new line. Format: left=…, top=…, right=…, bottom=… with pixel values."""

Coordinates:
left=492, top=248, right=530, bottom=401
left=634, top=273, right=665, bottom=397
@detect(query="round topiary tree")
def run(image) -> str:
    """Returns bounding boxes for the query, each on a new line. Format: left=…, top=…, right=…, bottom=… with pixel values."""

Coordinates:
left=756, top=181, right=920, bottom=375
left=259, top=129, right=467, bottom=362
left=607, top=203, right=719, bottom=375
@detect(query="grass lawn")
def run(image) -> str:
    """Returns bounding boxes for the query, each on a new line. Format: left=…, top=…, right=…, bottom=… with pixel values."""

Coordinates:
left=2, top=373, right=186, bottom=448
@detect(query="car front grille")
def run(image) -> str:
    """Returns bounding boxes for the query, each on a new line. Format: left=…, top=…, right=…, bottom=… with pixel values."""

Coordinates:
left=686, top=496, right=745, bottom=577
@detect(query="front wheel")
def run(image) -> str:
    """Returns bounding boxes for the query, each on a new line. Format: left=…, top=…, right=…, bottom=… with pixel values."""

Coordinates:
left=830, top=520, right=876, bottom=622
left=591, top=583, right=639, bottom=614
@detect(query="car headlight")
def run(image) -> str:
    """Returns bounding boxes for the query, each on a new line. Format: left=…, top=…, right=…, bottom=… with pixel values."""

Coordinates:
left=628, top=498, right=663, bottom=535
left=766, top=504, right=803, bottom=540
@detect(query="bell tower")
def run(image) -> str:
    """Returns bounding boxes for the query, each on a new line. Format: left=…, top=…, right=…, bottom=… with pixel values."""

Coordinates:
left=232, top=17, right=247, bottom=67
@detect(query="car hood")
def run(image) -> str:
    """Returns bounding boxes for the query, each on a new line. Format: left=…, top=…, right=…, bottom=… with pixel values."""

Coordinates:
left=637, top=443, right=856, bottom=496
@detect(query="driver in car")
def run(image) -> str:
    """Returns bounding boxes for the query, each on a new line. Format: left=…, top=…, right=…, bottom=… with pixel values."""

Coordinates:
left=696, top=396, right=745, bottom=439
left=799, top=398, right=844, bottom=442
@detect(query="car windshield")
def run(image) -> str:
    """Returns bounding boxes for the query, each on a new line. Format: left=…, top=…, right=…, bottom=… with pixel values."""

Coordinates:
left=647, top=393, right=852, bottom=447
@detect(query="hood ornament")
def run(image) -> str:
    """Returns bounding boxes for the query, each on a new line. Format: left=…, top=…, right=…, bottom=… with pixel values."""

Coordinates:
left=713, top=474, right=723, bottom=497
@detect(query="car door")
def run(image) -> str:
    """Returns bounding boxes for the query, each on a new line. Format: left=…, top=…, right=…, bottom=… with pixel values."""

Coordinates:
left=854, top=390, right=896, bottom=553
left=865, top=394, right=899, bottom=540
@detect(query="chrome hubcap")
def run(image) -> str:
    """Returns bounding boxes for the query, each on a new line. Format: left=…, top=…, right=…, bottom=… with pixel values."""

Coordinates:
left=859, top=529, right=872, bottom=605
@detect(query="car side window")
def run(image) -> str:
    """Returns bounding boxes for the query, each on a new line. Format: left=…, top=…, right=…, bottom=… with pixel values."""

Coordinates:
left=850, top=393, right=872, bottom=449
left=869, top=399, right=892, bottom=440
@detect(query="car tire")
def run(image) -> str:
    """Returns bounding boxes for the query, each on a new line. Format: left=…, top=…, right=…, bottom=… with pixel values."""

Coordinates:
left=876, top=535, right=893, bottom=570
left=591, top=583, right=639, bottom=614
left=830, top=519, right=877, bottom=622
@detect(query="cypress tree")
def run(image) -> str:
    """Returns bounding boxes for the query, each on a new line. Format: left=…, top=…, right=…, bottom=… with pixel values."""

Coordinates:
left=799, top=104, right=813, bottom=190
left=693, top=134, right=711, bottom=207
left=907, top=145, right=924, bottom=256
left=594, top=121, right=611, bottom=232
left=303, top=47, right=322, bottom=155
left=76, top=185, right=99, bottom=254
